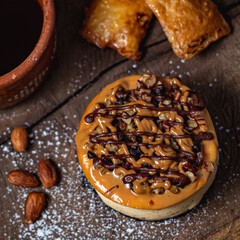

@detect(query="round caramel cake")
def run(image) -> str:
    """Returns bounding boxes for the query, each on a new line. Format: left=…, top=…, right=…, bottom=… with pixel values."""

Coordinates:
left=75, top=74, right=218, bottom=220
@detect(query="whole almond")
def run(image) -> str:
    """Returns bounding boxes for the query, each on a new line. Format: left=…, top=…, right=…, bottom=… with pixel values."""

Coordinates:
left=11, top=126, right=28, bottom=152
left=8, top=170, right=39, bottom=188
left=38, top=158, right=57, bottom=188
left=25, top=192, right=45, bottom=224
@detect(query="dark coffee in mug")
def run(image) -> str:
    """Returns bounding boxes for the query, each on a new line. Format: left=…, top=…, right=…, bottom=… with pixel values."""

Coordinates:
left=0, top=0, right=43, bottom=76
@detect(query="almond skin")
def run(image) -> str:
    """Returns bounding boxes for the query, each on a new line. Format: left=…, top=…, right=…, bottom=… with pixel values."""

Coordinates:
left=25, top=192, right=45, bottom=224
left=8, top=170, right=40, bottom=188
left=11, top=126, right=28, bottom=152
left=38, top=158, right=57, bottom=188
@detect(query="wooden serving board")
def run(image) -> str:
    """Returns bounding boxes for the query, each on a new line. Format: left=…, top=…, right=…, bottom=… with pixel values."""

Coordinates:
left=0, top=0, right=240, bottom=239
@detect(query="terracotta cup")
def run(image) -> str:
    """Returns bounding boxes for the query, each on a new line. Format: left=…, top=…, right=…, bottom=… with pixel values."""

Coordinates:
left=0, top=0, right=56, bottom=109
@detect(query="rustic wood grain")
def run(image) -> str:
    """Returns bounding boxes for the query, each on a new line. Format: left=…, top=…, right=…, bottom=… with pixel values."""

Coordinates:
left=0, top=1, right=240, bottom=239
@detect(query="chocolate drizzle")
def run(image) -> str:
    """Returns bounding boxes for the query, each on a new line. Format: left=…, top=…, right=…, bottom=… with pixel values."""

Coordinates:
left=85, top=104, right=197, bottom=123
left=84, top=75, right=214, bottom=192
left=90, top=131, right=213, bottom=142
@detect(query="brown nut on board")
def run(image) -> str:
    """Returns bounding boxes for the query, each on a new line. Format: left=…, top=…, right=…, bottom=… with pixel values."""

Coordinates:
left=38, top=158, right=57, bottom=188
left=25, top=192, right=45, bottom=224
left=11, top=126, right=28, bottom=152
left=8, top=170, right=40, bottom=188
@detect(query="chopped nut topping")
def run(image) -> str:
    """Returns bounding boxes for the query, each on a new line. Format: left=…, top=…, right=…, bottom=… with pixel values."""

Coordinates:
left=188, top=119, right=198, bottom=128
left=142, top=94, right=152, bottom=103
left=163, top=99, right=171, bottom=106
left=140, top=74, right=151, bottom=83
left=159, top=113, right=167, bottom=120
left=105, top=99, right=112, bottom=107
left=106, top=144, right=118, bottom=152
left=126, top=122, right=135, bottom=132
left=126, top=109, right=136, bottom=116
left=186, top=171, right=197, bottom=183
left=122, top=113, right=132, bottom=125
left=171, top=139, right=179, bottom=150
left=204, top=162, right=214, bottom=172
left=200, top=125, right=208, bottom=132
left=152, top=187, right=165, bottom=194
left=119, top=120, right=127, bottom=131
left=139, top=89, right=151, bottom=95
left=93, top=126, right=102, bottom=134
left=169, top=185, right=179, bottom=194
left=197, top=119, right=207, bottom=125
left=139, top=74, right=156, bottom=87
left=146, top=75, right=156, bottom=87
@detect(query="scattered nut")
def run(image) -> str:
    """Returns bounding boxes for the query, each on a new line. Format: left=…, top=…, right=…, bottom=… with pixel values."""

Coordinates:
left=8, top=170, right=39, bottom=188
left=11, top=126, right=28, bottom=152
left=24, top=192, right=45, bottom=224
left=38, top=158, right=58, bottom=188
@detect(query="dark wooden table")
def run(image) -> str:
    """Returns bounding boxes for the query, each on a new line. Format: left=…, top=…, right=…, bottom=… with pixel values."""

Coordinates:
left=1, top=0, right=240, bottom=239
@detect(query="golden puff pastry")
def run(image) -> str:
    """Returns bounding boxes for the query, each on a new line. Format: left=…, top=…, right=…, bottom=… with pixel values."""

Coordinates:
left=80, top=0, right=153, bottom=60
left=145, top=0, right=231, bottom=59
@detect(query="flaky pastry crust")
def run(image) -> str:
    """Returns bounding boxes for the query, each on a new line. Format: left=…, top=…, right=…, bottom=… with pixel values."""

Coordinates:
left=145, top=0, right=230, bottom=59
left=80, top=0, right=153, bottom=60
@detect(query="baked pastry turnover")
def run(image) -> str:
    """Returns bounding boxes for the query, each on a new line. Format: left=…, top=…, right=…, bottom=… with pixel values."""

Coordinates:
left=80, top=0, right=153, bottom=60
left=75, top=74, right=218, bottom=220
left=145, top=0, right=230, bottom=59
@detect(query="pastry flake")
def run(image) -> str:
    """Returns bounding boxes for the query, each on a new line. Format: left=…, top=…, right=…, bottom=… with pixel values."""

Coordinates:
left=80, top=0, right=153, bottom=60
left=145, top=0, right=231, bottom=59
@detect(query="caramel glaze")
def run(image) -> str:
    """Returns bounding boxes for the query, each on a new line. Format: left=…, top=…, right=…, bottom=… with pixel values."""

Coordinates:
left=75, top=75, right=218, bottom=209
